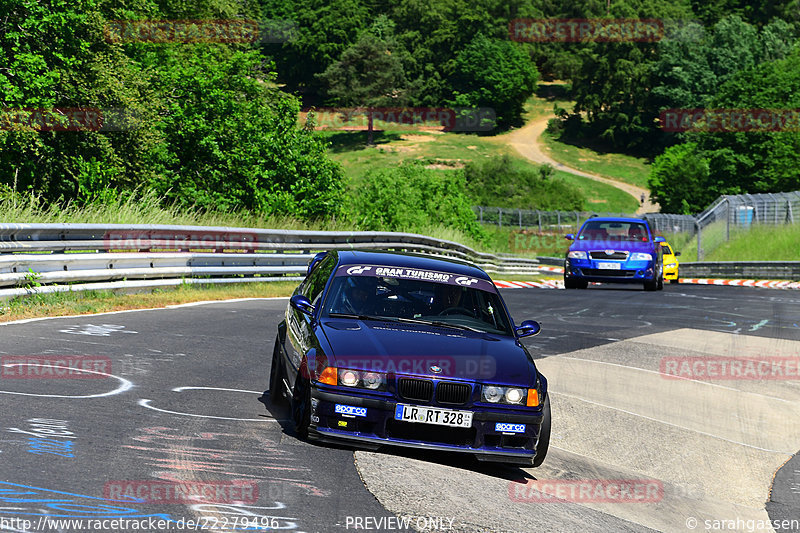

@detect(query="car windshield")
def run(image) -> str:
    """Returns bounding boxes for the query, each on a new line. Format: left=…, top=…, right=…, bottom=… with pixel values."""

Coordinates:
left=578, top=221, right=650, bottom=242
left=662, top=244, right=674, bottom=255
left=322, top=274, right=513, bottom=335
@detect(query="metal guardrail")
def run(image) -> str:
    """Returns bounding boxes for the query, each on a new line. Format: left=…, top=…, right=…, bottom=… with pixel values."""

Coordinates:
left=536, top=256, right=800, bottom=281
left=679, top=262, right=800, bottom=280
left=0, top=223, right=541, bottom=300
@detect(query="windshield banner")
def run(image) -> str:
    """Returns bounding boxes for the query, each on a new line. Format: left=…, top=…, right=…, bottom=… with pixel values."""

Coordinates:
left=335, top=265, right=497, bottom=292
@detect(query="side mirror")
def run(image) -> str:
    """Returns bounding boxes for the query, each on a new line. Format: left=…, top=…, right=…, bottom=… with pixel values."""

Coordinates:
left=307, top=252, right=328, bottom=276
left=515, top=320, right=541, bottom=338
left=290, top=294, right=315, bottom=316
left=565, top=234, right=575, bottom=241
left=654, top=236, right=665, bottom=243
left=675, top=251, right=682, bottom=257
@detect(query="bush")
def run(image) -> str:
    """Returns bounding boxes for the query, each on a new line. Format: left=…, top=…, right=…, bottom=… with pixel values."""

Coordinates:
left=464, top=155, right=584, bottom=211
left=350, top=163, right=484, bottom=240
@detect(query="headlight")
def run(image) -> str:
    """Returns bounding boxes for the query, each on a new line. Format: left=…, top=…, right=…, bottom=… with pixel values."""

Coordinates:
left=362, top=372, right=383, bottom=390
left=336, top=369, right=386, bottom=391
left=664, top=262, right=677, bottom=269
left=567, top=251, right=587, bottom=260
left=340, top=369, right=360, bottom=387
left=629, top=253, right=652, bottom=261
left=504, top=388, right=525, bottom=404
left=482, top=385, right=503, bottom=403
left=482, top=385, right=528, bottom=405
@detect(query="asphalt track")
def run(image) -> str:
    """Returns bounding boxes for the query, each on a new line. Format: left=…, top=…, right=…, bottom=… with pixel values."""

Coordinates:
left=0, top=284, right=798, bottom=533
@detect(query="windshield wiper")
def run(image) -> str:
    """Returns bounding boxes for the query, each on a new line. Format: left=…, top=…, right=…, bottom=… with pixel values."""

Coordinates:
left=390, top=316, right=484, bottom=333
left=328, top=313, right=392, bottom=321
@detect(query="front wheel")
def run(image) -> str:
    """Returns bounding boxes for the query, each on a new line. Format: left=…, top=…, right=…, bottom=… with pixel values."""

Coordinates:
left=269, top=337, right=286, bottom=405
left=532, top=395, right=551, bottom=467
left=291, top=372, right=312, bottom=439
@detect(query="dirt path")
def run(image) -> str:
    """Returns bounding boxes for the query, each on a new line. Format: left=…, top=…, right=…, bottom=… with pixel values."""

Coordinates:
left=505, top=118, right=659, bottom=214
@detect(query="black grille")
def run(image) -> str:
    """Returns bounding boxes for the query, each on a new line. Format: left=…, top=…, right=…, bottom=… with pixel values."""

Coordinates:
left=435, top=382, right=472, bottom=405
left=581, top=268, right=636, bottom=278
left=590, top=251, right=628, bottom=260
left=398, top=378, right=433, bottom=402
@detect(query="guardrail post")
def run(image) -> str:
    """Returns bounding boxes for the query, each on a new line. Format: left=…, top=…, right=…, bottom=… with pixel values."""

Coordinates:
left=696, top=219, right=702, bottom=261
left=478, top=206, right=483, bottom=224
left=725, top=197, right=730, bottom=241
left=537, top=211, right=542, bottom=232
left=498, top=208, right=502, bottom=227
left=518, top=209, right=522, bottom=229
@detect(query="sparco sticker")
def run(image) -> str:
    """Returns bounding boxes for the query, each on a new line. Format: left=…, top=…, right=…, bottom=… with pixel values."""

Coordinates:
left=335, top=265, right=496, bottom=292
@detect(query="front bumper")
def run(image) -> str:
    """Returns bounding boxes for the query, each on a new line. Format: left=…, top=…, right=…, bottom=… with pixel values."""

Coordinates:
left=663, top=265, right=679, bottom=280
left=565, top=258, right=656, bottom=283
left=308, top=387, right=545, bottom=464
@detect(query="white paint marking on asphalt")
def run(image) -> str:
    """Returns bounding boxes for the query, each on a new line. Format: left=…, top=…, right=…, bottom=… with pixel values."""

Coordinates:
left=549, top=390, right=792, bottom=454
left=0, top=363, right=133, bottom=398
left=137, top=399, right=283, bottom=422
left=172, top=386, right=263, bottom=394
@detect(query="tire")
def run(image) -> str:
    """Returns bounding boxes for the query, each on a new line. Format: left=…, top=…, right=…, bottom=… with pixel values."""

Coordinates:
left=643, top=278, right=658, bottom=291
left=291, top=371, right=312, bottom=439
left=657, top=274, right=664, bottom=291
left=564, top=276, right=576, bottom=289
left=670, top=278, right=679, bottom=284
left=532, top=395, right=551, bottom=468
left=269, top=337, right=286, bottom=405
left=576, top=280, right=588, bottom=290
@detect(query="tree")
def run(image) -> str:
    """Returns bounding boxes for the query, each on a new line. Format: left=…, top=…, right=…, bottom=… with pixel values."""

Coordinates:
left=649, top=47, right=800, bottom=211
left=317, top=18, right=407, bottom=144
left=448, top=33, right=539, bottom=129
left=648, top=142, right=710, bottom=213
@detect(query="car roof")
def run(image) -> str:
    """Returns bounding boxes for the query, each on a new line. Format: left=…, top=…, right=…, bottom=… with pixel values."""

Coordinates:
left=335, top=250, right=492, bottom=281
left=582, top=216, right=648, bottom=224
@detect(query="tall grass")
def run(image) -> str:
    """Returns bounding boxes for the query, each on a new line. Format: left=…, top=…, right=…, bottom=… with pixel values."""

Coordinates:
left=0, top=190, right=523, bottom=255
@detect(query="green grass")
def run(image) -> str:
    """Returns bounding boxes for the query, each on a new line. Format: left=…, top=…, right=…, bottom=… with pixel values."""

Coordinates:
left=521, top=82, right=653, bottom=190
left=0, top=281, right=300, bottom=322
left=555, top=170, right=640, bottom=213
left=320, top=128, right=511, bottom=183
left=540, top=131, right=652, bottom=189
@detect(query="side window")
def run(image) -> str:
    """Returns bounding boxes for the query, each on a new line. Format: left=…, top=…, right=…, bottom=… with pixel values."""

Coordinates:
left=302, top=254, right=335, bottom=307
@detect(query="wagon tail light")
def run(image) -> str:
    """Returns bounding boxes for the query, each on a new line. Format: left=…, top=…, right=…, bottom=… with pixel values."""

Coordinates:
left=527, top=388, right=539, bottom=407
left=319, top=367, right=338, bottom=386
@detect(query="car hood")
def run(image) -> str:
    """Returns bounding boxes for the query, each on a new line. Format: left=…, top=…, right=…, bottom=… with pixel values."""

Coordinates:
left=319, top=319, right=534, bottom=385
left=569, top=240, right=656, bottom=253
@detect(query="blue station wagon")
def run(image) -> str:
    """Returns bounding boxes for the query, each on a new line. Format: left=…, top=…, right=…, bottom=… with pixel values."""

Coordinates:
left=269, top=250, right=550, bottom=466
left=563, top=217, right=665, bottom=291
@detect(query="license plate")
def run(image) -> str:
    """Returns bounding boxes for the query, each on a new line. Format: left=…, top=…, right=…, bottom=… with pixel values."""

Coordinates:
left=597, top=262, right=621, bottom=270
left=394, top=404, right=472, bottom=428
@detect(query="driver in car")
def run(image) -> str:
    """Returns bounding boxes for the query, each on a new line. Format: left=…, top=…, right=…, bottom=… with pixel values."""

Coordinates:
left=338, top=277, right=376, bottom=315
left=435, top=284, right=471, bottom=316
